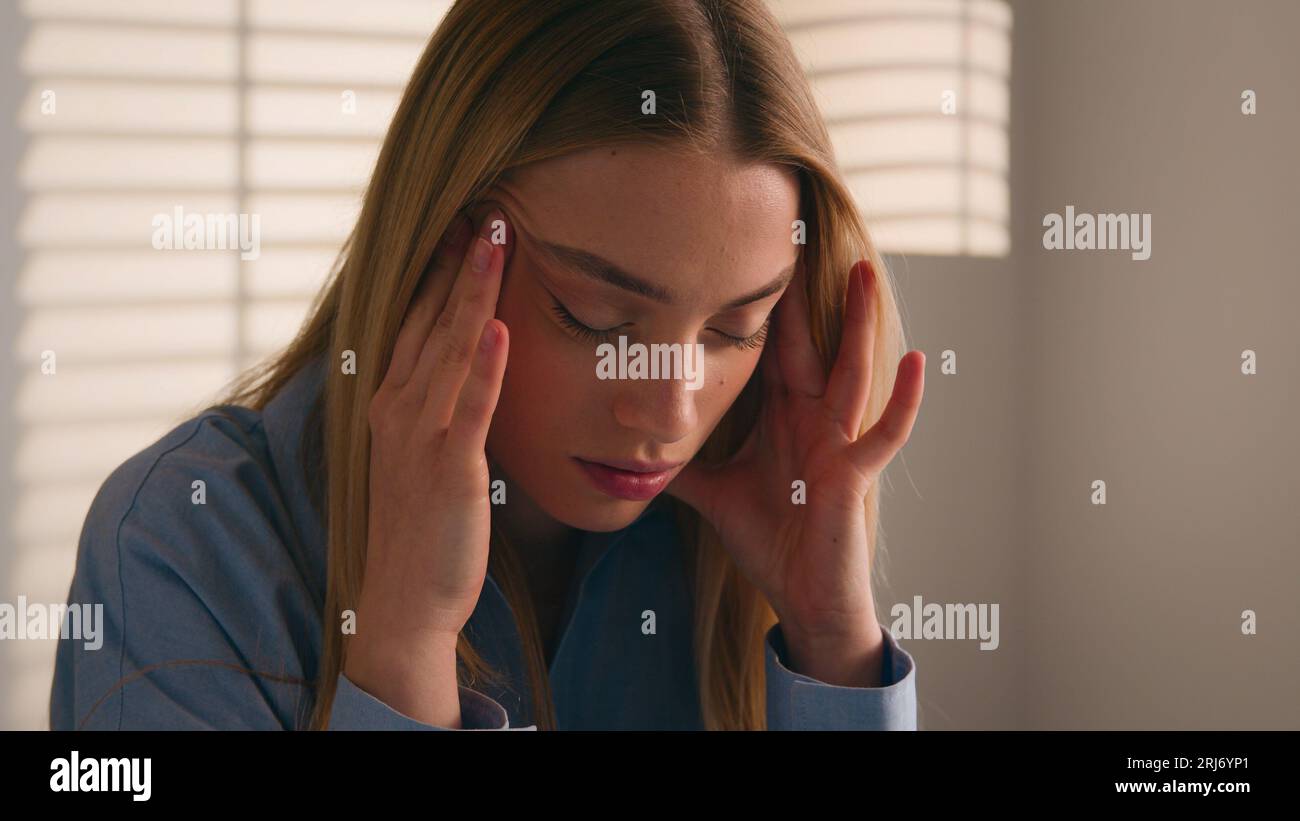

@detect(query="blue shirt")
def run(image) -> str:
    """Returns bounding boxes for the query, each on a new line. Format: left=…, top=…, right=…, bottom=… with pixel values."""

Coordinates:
left=49, top=353, right=917, bottom=730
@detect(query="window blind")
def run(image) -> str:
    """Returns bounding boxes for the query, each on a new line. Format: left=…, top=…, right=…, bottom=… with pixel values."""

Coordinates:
left=4, top=0, right=1009, bottom=729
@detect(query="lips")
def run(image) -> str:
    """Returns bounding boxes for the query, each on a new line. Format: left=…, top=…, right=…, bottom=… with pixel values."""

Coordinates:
left=573, top=457, right=682, bottom=501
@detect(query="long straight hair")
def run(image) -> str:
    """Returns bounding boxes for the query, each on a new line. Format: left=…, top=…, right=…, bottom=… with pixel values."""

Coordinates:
left=216, top=0, right=907, bottom=730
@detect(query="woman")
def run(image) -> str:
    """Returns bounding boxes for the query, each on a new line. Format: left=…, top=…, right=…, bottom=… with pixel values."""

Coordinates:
left=50, top=0, right=925, bottom=730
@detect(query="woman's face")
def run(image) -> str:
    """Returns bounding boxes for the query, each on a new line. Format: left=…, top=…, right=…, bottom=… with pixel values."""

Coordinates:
left=481, top=143, right=801, bottom=533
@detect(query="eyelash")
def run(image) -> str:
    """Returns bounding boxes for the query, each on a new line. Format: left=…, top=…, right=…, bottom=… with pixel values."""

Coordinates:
left=549, top=301, right=770, bottom=351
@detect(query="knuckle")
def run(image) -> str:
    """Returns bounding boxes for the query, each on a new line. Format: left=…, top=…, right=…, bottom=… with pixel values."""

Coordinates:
left=438, top=332, right=474, bottom=368
left=427, top=424, right=452, bottom=451
left=457, top=393, right=489, bottom=423
left=432, top=302, right=459, bottom=338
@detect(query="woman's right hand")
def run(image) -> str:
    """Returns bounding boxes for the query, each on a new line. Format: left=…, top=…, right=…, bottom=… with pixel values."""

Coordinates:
left=343, top=207, right=510, bottom=726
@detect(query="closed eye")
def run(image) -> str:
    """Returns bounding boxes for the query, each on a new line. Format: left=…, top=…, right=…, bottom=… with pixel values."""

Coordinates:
left=709, top=317, right=771, bottom=351
left=550, top=301, right=621, bottom=344
left=551, top=299, right=770, bottom=352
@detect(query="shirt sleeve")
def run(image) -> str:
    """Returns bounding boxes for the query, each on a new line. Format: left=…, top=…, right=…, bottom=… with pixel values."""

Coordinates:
left=48, top=418, right=311, bottom=730
left=328, top=673, right=535, bottom=730
left=47, top=413, right=538, bottom=732
left=764, top=622, right=917, bottom=730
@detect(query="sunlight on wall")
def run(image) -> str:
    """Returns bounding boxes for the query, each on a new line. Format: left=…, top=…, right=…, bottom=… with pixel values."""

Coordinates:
left=4, top=0, right=1010, bottom=728
left=7, top=0, right=445, bottom=729
left=769, top=0, right=1011, bottom=256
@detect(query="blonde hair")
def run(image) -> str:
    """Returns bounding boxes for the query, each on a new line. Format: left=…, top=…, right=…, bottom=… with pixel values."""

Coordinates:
left=216, top=0, right=907, bottom=730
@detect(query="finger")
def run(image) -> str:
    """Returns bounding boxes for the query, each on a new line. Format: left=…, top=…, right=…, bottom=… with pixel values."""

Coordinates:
left=824, top=260, right=877, bottom=439
left=445, top=319, right=509, bottom=461
left=385, top=213, right=473, bottom=390
left=773, top=264, right=827, bottom=397
left=415, top=208, right=509, bottom=430
left=847, top=350, right=926, bottom=477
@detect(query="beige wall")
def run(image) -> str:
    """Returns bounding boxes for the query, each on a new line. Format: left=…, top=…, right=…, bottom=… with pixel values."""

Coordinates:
left=883, top=0, right=1299, bottom=728
left=3, top=0, right=1295, bottom=730
left=1019, top=0, right=1299, bottom=729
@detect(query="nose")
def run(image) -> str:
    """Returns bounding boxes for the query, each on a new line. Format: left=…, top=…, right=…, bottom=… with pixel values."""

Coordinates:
left=611, top=373, right=699, bottom=444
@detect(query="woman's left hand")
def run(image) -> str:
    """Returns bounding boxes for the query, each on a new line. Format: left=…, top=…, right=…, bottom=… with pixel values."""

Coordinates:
left=664, top=259, right=925, bottom=686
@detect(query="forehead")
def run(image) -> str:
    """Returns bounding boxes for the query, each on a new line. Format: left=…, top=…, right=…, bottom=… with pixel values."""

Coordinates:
left=496, top=144, right=801, bottom=305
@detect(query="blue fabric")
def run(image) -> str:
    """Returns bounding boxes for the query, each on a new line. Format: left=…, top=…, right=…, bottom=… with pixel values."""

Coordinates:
left=49, top=353, right=917, bottom=730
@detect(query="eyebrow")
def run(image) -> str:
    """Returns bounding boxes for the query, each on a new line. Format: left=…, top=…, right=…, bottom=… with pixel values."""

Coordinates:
left=534, top=238, right=796, bottom=311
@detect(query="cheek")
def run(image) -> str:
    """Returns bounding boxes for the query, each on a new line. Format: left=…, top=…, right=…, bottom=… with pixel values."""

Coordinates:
left=490, top=276, right=605, bottom=441
left=700, top=352, right=763, bottom=441
left=701, top=352, right=762, bottom=412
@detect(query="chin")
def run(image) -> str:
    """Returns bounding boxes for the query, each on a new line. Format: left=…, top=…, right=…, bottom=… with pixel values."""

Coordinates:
left=538, top=489, right=654, bottom=533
